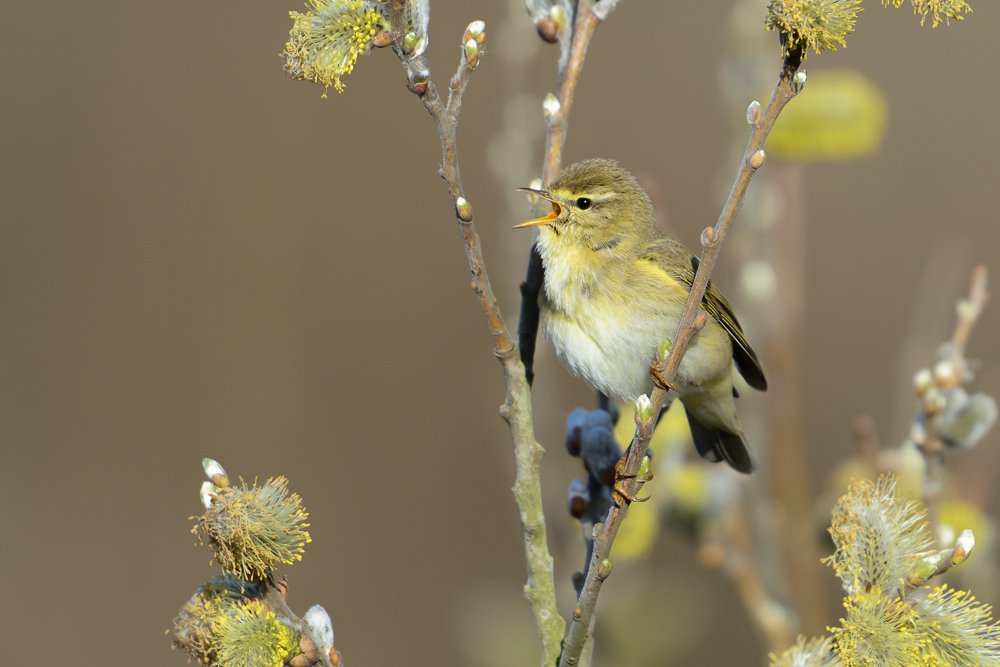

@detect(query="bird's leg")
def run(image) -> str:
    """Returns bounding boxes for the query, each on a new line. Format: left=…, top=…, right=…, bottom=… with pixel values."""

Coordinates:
left=649, top=361, right=680, bottom=394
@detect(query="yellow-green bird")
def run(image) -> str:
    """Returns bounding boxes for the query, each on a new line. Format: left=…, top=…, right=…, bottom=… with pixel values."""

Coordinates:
left=516, top=159, right=767, bottom=473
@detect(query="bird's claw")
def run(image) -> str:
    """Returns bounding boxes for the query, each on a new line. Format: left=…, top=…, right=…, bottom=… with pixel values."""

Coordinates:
left=649, top=362, right=679, bottom=393
left=611, top=470, right=654, bottom=507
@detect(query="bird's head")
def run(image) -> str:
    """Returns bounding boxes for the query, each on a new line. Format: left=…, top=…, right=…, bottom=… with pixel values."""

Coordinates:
left=515, top=159, right=654, bottom=249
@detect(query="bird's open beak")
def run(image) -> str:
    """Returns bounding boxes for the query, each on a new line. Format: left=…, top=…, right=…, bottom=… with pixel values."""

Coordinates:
left=514, top=188, right=562, bottom=229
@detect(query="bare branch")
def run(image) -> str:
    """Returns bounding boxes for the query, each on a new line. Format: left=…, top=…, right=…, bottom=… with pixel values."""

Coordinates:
left=398, top=25, right=566, bottom=666
left=557, top=49, right=806, bottom=667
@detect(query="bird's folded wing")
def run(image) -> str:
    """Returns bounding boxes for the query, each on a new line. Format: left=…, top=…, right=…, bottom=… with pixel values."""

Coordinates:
left=644, top=245, right=768, bottom=391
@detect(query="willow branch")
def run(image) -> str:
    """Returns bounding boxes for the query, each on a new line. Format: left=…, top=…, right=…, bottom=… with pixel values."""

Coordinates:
left=557, top=50, right=805, bottom=667
left=915, top=266, right=990, bottom=536
left=898, top=529, right=975, bottom=601
left=397, top=27, right=565, bottom=667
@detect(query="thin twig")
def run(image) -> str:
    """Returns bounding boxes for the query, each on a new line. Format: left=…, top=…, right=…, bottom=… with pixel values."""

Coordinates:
left=541, top=0, right=622, bottom=187
left=915, top=266, right=990, bottom=537
left=395, top=26, right=566, bottom=667
left=557, top=49, right=805, bottom=667
left=897, top=529, right=975, bottom=601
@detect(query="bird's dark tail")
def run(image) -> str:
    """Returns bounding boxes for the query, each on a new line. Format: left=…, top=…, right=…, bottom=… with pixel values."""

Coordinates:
left=685, top=411, right=757, bottom=474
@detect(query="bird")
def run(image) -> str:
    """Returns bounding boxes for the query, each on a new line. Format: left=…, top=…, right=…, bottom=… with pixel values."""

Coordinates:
left=515, top=158, right=767, bottom=473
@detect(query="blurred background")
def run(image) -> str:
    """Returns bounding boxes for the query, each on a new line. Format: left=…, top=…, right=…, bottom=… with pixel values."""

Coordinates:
left=1, top=1, right=999, bottom=665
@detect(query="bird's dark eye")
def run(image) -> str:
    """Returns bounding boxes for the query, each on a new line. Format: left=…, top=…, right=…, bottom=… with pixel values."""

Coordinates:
left=576, top=197, right=592, bottom=210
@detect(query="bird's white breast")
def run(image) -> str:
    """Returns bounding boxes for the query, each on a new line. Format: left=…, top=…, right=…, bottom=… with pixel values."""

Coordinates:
left=537, top=233, right=732, bottom=403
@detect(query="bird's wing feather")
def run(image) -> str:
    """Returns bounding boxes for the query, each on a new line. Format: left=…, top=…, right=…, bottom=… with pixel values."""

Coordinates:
left=643, top=242, right=767, bottom=391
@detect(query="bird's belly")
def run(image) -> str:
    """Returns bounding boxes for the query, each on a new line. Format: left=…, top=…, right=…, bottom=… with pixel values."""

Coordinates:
left=541, top=301, right=733, bottom=403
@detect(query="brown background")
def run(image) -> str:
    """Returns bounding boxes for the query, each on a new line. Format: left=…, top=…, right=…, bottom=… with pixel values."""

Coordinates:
left=2, top=1, right=999, bottom=665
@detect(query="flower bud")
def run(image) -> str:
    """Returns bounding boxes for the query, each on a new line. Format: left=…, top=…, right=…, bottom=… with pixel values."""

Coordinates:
left=406, top=57, right=431, bottom=94
left=535, top=17, right=559, bottom=43
left=913, top=368, right=933, bottom=395
left=747, top=100, right=762, bottom=125
left=464, top=21, right=486, bottom=45
left=550, top=5, right=568, bottom=31
left=304, top=605, right=334, bottom=650
left=636, top=394, right=653, bottom=424
left=939, top=392, right=997, bottom=449
left=201, top=481, right=220, bottom=509
left=464, top=39, right=480, bottom=69
left=792, top=69, right=808, bottom=96
left=748, top=149, right=766, bottom=170
left=953, top=529, right=975, bottom=564
left=203, top=458, right=229, bottom=488
left=455, top=197, right=473, bottom=222
left=542, top=93, right=562, bottom=126
left=565, top=407, right=587, bottom=457
left=372, top=32, right=392, bottom=48
left=568, top=478, right=589, bottom=518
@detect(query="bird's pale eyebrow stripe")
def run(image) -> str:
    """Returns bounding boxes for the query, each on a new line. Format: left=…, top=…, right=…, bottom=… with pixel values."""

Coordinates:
left=588, top=192, right=618, bottom=203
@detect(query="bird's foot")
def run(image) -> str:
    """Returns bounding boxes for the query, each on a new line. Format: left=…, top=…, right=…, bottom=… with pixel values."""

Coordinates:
left=649, top=362, right=679, bottom=394
left=611, top=464, right=654, bottom=508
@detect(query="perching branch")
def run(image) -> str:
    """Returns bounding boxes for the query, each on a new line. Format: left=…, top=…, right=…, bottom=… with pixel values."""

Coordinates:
left=557, top=49, right=806, bottom=667
left=394, top=22, right=566, bottom=667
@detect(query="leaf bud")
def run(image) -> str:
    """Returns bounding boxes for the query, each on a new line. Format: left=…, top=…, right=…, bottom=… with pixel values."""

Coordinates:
left=403, top=32, right=419, bottom=53
left=597, top=558, right=612, bottom=580
left=200, top=481, right=220, bottom=509
left=913, top=368, right=933, bottom=395
left=748, top=149, right=766, bottom=170
left=329, top=648, right=343, bottom=666
left=694, top=311, right=709, bottom=330
left=747, top=100, right=762, bottom=125
left=792, top=69, right=808, bottom=96
left=908, top=554, right=941, bottom=584
left=957, top=298, right=979, bottom=321
left=635, top=394, right=653, bottom=424
left=464, top=21, right=486, bottom=45
left=657, top=338, right=672, bottom=362
left=464, top=39, right=480, bottom=69
left=701, top=226, right=716, bottom=246
left=455, top=197, right=473, bottom=222
left=953, top=529, right=975, bottom=564
left=637, top=455, right=651, bottom=479
left=202, top=458, right=229, bottom=488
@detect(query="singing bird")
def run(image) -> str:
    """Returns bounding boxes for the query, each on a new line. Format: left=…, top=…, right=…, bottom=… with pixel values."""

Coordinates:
left=516, top=159, right=767, bottom=473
